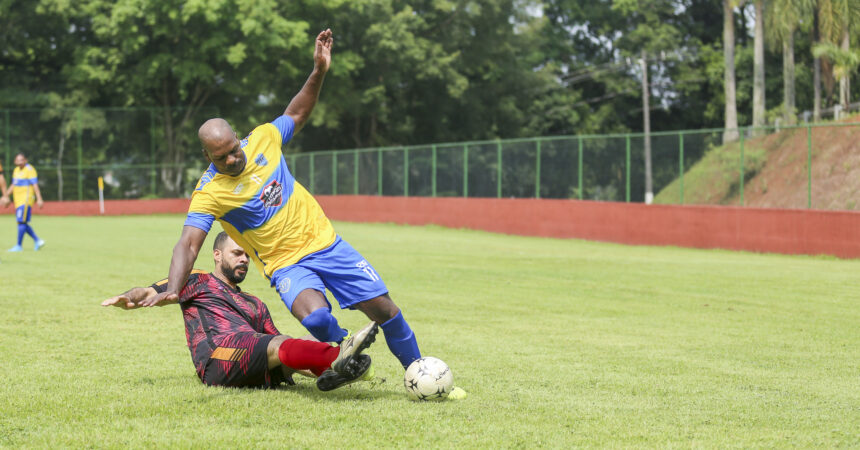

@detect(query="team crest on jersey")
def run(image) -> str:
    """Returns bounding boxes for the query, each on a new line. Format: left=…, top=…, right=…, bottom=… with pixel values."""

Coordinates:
left=254, top=153, right=268, bottom=166
left=259, top=180, right=283, bottom=207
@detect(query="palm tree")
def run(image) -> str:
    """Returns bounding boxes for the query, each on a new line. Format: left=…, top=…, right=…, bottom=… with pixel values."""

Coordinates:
left=752, top=0, right=766, bottom=135
left=813, top=42, right=860, bottom=113
left=817, top=0, right=860, bottom=112
left=723, top=0, right=742, bottom=143
left=766, top=0, right=814, bottom=125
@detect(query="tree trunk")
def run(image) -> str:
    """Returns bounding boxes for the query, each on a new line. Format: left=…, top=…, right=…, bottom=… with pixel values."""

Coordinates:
left=723, top=0, right=739, bottom=143
left=641, top=50, right=653, bottom=205
left=752, top=0, right=766, bottom=135
left=813, top=8, right=821, bottom=122
left=840, top=28, right=850, bottom=111
left=783, top=33, right=795, bottom=125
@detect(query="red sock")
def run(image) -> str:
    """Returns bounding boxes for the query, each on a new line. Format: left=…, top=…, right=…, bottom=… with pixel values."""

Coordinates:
left=278, top=339, right=339, bottom=376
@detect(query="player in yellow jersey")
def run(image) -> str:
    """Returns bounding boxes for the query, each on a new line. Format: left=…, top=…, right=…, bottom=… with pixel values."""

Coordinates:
left=3, top=153, right=45, bottom=252
left=143, top=29, right=465, bottom=398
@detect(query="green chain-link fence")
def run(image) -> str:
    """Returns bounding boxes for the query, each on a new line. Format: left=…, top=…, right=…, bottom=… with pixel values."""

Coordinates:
left=2, top=108, right=858, bottom=210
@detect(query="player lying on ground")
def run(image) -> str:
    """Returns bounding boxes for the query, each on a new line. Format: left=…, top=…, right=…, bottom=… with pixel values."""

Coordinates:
left=102, top=232, right=378, bottom=391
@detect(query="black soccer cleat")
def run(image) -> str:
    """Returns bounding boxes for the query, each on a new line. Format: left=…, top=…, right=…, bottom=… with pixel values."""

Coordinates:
left=331, top=322, right=378, bottom=373
left=316, top=354, right=373, bottom=391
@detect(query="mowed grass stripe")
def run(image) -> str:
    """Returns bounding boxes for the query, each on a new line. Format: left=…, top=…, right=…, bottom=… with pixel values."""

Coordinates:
left=0, top=215, right=857, bottom=447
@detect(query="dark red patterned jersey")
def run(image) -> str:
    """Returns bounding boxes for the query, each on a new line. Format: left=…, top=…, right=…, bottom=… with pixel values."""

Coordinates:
left=151, top=271, right=280, bottom=379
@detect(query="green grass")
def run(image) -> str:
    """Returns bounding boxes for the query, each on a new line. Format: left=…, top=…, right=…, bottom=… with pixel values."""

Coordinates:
left=1, top=215, right=858, bottom=447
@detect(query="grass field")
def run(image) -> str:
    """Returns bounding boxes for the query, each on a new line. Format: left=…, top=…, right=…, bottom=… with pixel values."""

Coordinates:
left=0, top=215, right=858, bottom=447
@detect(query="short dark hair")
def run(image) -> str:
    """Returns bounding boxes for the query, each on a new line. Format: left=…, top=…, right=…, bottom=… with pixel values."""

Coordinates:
left=213, top=231, right=231, bottom=251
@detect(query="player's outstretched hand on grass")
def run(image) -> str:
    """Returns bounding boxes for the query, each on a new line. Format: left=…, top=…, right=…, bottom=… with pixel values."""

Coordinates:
left=139, top=291, right=179, bottom=307
left=101, top=295, right=139, bottom=310
left=314, top=28, right=332, bottom=73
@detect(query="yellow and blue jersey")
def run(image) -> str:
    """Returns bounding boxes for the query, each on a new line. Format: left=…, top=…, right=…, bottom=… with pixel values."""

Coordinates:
left=184, top=116, right=336, bottom=280
left=11, top=164, right=38, bottom=208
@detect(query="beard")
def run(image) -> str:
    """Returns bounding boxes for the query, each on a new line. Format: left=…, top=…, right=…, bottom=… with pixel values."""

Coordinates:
left=221, top=261, right=248, bottom=284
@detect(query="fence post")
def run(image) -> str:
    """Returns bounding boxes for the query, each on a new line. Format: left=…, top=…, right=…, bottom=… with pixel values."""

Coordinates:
left=463, top=145, right=469, bottom=198
left=431, top=145, right=437, bottom=197
left=404, top=147, right=409, bottom=197
left=625, top=134, right=630, bottom=202
left=679, top=132, right=685, bottom=205
left=353, top=151, right=359, bottom=195
left=535, top=140, right=541, bottom=198
left=497, top=140, right=502, bottom=198
left=76, top=108, right=83, bottom=201
left=739, top=128, right=745, bottom=206
left=4, top=110, right=9, bottom=176
left=577, top=137, right=583, bottom=200
left=807, top=125, right=812, bottom=209
left=378, top=148, right=383, bottom=196
left=309, top=153, right=315, bottom=194
left=150, top=109, right=157, bottom=196
left=332, top=152, right=337, bottom=195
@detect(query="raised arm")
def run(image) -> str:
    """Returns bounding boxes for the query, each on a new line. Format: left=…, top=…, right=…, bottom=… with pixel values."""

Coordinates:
left=283, top=29, right=332, bottom=135
left=139, top=225, right=207, bottom=307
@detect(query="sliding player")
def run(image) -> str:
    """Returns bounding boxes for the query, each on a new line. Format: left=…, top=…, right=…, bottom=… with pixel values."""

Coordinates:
left=103, top=232, right=377, bottom=390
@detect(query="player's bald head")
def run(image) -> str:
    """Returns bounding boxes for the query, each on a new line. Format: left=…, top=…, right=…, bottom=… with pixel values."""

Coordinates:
left=198, top=118, right=235, bottom=153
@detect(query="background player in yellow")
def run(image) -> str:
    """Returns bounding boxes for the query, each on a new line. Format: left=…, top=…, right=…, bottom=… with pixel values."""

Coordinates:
left=145, top=29, right=463, bottom=397
left=3, top=153, right=45, bottom=252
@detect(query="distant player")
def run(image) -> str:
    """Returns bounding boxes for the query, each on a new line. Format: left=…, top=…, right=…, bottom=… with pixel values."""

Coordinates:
left=103, top=232, right=378, bottom=390
left=3, top=153, right=45, bottom=252
left=143, top=29, right=464, bottom=399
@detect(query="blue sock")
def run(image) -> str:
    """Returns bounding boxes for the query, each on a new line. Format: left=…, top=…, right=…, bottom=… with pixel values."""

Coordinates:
left=24, top=225, right=38, bottom=241
left=380, top=311, right=421, bottom=369
left=300, top=308, right=348, bottom=343
left=17, top=224, right=26, bottom=246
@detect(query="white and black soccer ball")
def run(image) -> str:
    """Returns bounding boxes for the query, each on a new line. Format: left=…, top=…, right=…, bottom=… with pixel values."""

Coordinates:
left=403, top=357, right=454, bottom=401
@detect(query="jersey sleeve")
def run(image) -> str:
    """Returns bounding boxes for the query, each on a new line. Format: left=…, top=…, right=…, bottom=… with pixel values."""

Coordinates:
left=149, top=270, right=206, bottom=296
left=271, top=115, right=295, bottom=145
left=185, top=189, right=218, bottom=232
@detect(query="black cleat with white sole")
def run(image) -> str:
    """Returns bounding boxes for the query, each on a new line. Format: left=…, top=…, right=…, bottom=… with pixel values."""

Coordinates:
left=316, top=354, right=373, bottom=391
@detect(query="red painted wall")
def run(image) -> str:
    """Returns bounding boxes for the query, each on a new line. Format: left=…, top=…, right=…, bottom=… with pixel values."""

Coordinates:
left=314, top=196, right=860, bottom=259
left=4, top=196, right=858, bottom=258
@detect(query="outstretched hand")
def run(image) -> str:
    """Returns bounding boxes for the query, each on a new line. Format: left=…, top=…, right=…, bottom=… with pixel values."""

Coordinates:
left=101, top=295, right=139, bottom=310
left=314, top=28, right=333, bottom=73
left=138, top=291, right=179, bottom=307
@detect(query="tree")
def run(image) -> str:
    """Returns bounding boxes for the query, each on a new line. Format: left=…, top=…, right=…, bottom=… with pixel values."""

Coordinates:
left=752, top=0, right=766, bottom=135
left=766, top=0, right=814, bottom=125
left=724, top=0, right=741, bottom=142
left=812, top=42, right=860, bottom=112
left=40, top=0, right=316, bottom=196
left=817, top=0, right=860, bottom=112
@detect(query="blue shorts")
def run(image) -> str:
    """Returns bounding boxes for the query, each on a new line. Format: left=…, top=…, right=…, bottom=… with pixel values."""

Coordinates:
left=15, top=205, right=32, bottom=223
left=271, top=236, right=389, bottom=311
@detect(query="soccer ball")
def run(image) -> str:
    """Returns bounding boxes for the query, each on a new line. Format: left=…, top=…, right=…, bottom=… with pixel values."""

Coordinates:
left=403, top=357, right=454, bottom=401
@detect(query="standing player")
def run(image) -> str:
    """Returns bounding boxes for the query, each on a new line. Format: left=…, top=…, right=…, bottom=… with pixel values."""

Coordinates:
left=3, top=153, right=45, bottom=252
left=144, top=29, right=464, bottom=398
left=103, top=232, right=378, bottom=390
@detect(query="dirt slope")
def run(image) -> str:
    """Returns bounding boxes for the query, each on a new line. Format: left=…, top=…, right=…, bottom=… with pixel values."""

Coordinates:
left=655, top=115, right=860, bottom=210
